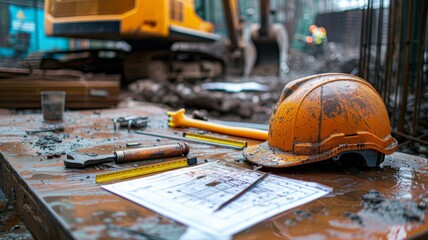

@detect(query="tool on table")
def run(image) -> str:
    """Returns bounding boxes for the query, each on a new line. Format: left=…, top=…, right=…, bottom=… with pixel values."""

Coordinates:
left=167, top=109, right=268, bottom=141
left=113, top=116, right=150, bottom=133
left=126, top=142, right=143, bottom=147
left=135, top=131, right=245, bottom=150
left=65, top=142, right=189, bottom=168
left=183, top=132, right=247, bottom=149
left=96, top=157, right=197, bottom=183
left=214, top=172, right=270, bottom=212
left=212, top=120, right=269, bottom=131
left=192, top=110, right=269, bottom=131
left=25, top=125, right=64, bottom=134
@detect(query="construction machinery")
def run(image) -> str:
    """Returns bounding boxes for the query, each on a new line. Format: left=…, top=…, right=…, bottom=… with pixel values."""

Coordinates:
left=43, top=0, right=288, bottom=82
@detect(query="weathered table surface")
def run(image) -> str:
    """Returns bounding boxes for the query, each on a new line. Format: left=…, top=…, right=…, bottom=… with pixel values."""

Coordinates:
left=0, top=104, right=427, bottom=239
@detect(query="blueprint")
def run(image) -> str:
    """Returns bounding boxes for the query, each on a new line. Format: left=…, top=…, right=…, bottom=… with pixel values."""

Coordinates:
left=102, top=162, right=332, bottom=238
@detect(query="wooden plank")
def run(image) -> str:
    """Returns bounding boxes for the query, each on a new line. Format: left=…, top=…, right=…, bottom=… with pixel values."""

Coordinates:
left=0, top=70, right=120, bottom=109
left=0, top=95, right=118, bottom=102
left=0, top=89, right=120, bottom=96
left=0, top=90, right=120, bottom=98
left=0, top=102, right=118, bottom=109
left=0, top=80, right=120, bottom=86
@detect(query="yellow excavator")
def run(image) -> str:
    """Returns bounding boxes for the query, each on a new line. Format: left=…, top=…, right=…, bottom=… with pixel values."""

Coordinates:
left=43, top=0, right=288, bottom=82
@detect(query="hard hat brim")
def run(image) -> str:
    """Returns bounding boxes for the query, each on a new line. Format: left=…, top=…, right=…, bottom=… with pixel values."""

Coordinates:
left=243, top=142, right=311, bottom=168
left=243, top=138, right=398, bottom=168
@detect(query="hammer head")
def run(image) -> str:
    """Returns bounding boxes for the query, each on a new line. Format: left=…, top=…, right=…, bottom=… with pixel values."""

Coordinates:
left=65, top=153, right=116, bottom=168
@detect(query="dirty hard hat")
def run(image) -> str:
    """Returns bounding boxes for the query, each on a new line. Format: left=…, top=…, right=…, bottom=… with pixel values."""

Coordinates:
left=243, top=73, right=398, bottom=168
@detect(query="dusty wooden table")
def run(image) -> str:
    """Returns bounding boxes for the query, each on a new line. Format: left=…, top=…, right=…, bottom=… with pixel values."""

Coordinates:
left=0, top=105, right=427, bottom=239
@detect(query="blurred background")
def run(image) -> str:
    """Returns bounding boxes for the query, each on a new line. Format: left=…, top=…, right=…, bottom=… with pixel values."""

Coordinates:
left=0, top=1, right=427, bottom=238
left=0, top=0, right=426, bottom=154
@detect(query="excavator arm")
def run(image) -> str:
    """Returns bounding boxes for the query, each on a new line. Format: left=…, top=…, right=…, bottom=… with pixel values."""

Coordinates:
left=221, top=0, right=241, bottom=50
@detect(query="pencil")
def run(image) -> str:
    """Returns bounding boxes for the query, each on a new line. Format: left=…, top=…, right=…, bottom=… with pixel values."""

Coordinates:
left=214, top=172, right=270, bottom=212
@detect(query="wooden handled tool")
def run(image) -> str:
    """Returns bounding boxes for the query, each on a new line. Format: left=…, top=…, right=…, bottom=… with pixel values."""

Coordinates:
left=65, top=142, right=190, bottom=168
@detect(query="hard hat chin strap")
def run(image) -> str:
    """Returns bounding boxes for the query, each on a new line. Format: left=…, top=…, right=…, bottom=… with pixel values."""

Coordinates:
left=332, top=150, right=385, bottom=167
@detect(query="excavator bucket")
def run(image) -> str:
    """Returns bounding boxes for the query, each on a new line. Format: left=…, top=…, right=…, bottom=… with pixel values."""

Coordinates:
left=221, top=0, right=288, bottom=77
left=253, top=36, right=279, bottom=67
left=244, top=0, right=289, bottom=77
left=251, top=23, right=289, bottom=77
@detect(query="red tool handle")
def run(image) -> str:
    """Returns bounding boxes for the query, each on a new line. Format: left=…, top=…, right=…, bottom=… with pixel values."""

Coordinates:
left=114, top=142, right=190, bottom=163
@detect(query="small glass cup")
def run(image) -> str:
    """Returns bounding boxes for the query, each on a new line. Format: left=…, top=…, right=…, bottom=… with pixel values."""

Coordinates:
left=40, top=91, right=66, bottom=121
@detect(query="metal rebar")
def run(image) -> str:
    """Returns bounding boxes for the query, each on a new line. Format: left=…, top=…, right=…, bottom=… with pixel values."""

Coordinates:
left=398, top=132, right=428, bottom=148
left=383, top=0, right=398, bottom=106
left=359, top=2, right=368, bottom=78
left=392, top=0, right=405, bottom=130
left=411, top=0, right=427, bottom=136
left=398, top=0, right=414, bottom=133
left=365, top=0, right=374, bottom=81
left=374, top=0, right=384, bottom=91
left=393, top=130, right=428, bottom=146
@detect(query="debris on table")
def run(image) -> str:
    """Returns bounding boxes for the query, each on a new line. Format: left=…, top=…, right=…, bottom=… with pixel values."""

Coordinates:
left=112, top=116, right=149, bottom=132
left=345, top=190, right=427, bottom=226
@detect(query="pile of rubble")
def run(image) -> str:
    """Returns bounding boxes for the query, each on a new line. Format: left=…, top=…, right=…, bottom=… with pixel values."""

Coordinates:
left=128, top=76, right=281, bottom=123
left=127, top=50, right=331, bottom=124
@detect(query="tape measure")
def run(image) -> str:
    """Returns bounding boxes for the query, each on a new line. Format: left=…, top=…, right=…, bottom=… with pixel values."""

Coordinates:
left=183, top=132, right=247, bottom=149
left=96, top=157, right=197, bottom=184
left=135, top=131, right=247, bottom=149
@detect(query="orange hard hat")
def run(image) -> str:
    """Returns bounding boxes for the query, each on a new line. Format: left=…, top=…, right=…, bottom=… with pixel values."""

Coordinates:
left=309, top=24, right=317, bottom=32
left=244, top=73, right=398, bottom=168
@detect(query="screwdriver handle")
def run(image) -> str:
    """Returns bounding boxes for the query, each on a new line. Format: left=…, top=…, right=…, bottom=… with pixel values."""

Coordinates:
left=114, top=142, right=190, bottom=163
